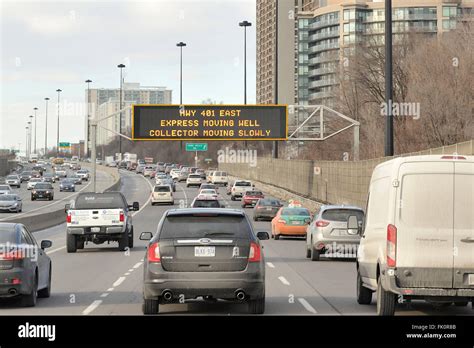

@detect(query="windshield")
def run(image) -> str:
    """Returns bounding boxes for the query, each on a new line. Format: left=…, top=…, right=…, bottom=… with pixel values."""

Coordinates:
left=281, top=208, right=310, bottom=216
left=34, top=183, right=52, bottom=189
left=0, top=195, right=17, bottom=201
left=154, top=186, right=171, bottom=192
left=258, top=199, right=280, bottom=206
left=0, top=185, right=11, bottom=190
left=7, top=175, right=18, bottom=179
left=235, top=181, right=251, bottom=187
left=160, top=215, right=250, bottom=239
left=322, top=209, right=365, bottom=222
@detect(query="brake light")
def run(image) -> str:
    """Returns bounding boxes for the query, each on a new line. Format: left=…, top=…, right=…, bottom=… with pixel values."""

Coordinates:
left=387, top=224, right=397, bottom=267
left=248, top=242, right=261, bottom=262
left=315, top=220, right=329, bottom=227
left=119, top=211, right=125, bottom=222
left=66, top=212, right=72, bottom=223
left=277, top=219, right=286, bottom=224
left=441, top=155, right=466, bottom=160
left=148, top=243, right=161, bottom=262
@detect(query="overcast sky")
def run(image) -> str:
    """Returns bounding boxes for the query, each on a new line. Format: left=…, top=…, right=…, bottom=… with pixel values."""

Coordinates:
left=0, top=0, right=257, bottom=151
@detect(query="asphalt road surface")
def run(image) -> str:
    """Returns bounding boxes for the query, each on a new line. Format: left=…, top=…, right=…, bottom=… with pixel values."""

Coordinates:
left=1, top=169, right=472, bottom=316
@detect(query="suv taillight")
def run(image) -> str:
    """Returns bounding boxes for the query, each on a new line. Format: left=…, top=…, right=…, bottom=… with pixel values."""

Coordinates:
left=119, top=211, right=125, bottom=222
left=315, top=220, right=330, bottom=227
left=148, top=243, right=161, bottom=262
left=387, top=224, right=397, bottom=267
left=248, top=242, right=261, bottom=262
left=67, top=212, right=72, bottom=223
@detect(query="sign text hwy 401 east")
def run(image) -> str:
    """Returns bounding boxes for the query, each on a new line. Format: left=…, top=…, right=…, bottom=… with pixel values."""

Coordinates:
left=132, top=105, right=288, bottom=141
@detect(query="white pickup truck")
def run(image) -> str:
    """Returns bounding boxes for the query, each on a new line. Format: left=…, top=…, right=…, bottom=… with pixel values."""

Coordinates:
left=229, top=180, right=254, bottom=200
left=65, top=192, right=139, bottom=253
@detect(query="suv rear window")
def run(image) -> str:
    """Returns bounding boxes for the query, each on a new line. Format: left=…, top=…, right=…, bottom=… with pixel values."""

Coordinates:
left=34, top=183, right=53, bottom=189
left=322, top=209, right=364, bottom=222
left=154, top=186, right=171, bottom=192
left=160, top=214, right=251, bottom=239
left=189, top=174, right=201, bottom=178
left=74, top=193, right=125, bottom=209
left=0, top=229, right=17, bottom=243
left=192, top=200, right=221, bottom=208
left=235, top=181, right=251, bottom=186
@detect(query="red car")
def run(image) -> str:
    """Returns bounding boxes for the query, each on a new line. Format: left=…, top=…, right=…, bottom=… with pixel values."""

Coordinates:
left=241, top=190, right=264, bottom=208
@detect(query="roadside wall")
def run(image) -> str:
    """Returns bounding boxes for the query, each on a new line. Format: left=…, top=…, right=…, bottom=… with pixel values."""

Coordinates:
left=220, top=140, right=473, bottom=209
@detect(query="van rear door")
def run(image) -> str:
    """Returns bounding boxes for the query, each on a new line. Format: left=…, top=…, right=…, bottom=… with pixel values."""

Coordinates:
left=453, top=160, right=474, bottom=289
left=395, top=161, right=454, bottom=288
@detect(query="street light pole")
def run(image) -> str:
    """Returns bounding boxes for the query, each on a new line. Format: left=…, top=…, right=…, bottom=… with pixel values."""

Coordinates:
left=27, top=120, right=32, bottom=159
left=56, top=89, right=62, bottom=157
left=86, top=79, right=97, bottom=192
left=384, top=0, right=394, bottom=156
left=44, top=97, right=50, bottom=158
left=239, top=21, right=252, bottom=148
left=117, top=64, right=125, bottom=159
left=25, top=126, right=29, bottom=158
left=33, top=107, right=38, bottom=154
left=272, top=0, right=279, bottom=158
left=177, top=42, right=186, bottom=151
left=85, top=79, right=92, bottom=161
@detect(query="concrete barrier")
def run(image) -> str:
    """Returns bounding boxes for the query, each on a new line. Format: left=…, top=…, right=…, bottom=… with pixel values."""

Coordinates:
left=5, top=163, right=121, bottom=233
left=220, top=140, right=473, bottom=210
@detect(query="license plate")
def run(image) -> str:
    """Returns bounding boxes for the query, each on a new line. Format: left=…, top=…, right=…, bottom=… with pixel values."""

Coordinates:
left=331, top=229, right=347, bottom=236
left=469, top=274, right=474, bottom=285
left=291, top=221, right=301, bottom=225
left=266, top=207, right=272, bottom=211
left=91, top=227, right=101, bottom=233
left=194, top=246, right=215, bottom=257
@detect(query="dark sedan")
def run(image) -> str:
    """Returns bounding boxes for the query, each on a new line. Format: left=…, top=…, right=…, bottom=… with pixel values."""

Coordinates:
left=253, top=198, right=283, bottom=221
left=0, top=223, right=52, bottom=306
left=140, top=208, right=269, bottom=315
left=59, top=179, right=75, bottom=192
left=42, top=173, right=56, bottom=183
left=31, top=183, right=54, bottom=201
left=20, top=171, right=33, bottom=182
left=69, top=175, right=82, bottom=185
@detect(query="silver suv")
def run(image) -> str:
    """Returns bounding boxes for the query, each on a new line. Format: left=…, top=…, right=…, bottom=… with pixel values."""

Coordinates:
left=305, top=205, right=364, bottom=261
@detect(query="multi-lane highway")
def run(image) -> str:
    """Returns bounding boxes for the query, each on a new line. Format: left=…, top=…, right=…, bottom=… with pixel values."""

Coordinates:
left=0, top=165, right=115, bottom=222
left=0, top=169, right=472, bottom=316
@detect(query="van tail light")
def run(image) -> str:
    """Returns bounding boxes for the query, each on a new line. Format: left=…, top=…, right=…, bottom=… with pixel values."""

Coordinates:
left=315, top=220, right=330, bottom=227
left=387, top=224, right=397, bottom=267
left=148, top=243, right=161, bottom=262
left=119, top=211, right=125, bottom=222
left=248, top=242, right=261, bottom=262
left=441, top=155, right=466, bottom=160
left=66, top=212, right=72, bottom=223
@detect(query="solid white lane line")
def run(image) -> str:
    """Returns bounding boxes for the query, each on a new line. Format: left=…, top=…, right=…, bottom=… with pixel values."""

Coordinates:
left=131, top=173, right=154, bottom=217
left=82, top=300, right=102, bottom=315
left=100, top=293, right=109, bottom=298
left=133, top=262, right=142, bottom=269
left=113, top=277, right=126, bottom=287
left=298, top=298, right=318, bottom=314
left=278, top=276, right=290, bottom=286
left=48, top=246, right=66, bottom=254
left=107, top=288, right=114, bottom=292
left=266, top=262, right=275, bottom=268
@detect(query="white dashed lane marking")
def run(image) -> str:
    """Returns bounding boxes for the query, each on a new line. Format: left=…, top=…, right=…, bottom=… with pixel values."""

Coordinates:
left=278, top=276, right=290, bottom=286
left=82, top=300, right=102, bottom=315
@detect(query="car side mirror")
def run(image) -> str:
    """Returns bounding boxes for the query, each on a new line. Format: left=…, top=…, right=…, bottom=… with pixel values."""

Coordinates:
left=347, top=215, right=360, bottom=235
left=17, top=197, right=22, bottom=201
left=256, top=231, right=270, bottom=240
left=140, top=232, right=153, bottom=240
left=132, top=202, right=140, bottom=211
left=41, top=240, right=52, bottom=249
left=64, top=203, right=71, bottom=213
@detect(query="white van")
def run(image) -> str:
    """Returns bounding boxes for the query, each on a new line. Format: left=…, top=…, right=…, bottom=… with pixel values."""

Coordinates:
left=210, top=171, right=229, bottom=186
left=355, top=155, right=474, bottom=315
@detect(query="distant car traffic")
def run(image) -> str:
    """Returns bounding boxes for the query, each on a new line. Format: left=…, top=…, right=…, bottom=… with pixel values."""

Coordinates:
left=199, top=183, right=217, bottom=191
left=241, top=191, right=264, bottom=208
left=42, top=173, right=56, bottom=183
left=198, top=189, right=218, bottom=199
left=76, top=169, right=89, bottom=181
left=209, top=171, right=228, bottom=186
left=0, top=194, right=22, bottom=213
left=31, top=183, right=54, bottom=201
left=139, top=208, right=269, bottom=314
left=305, top=205, right=364, bottom=261
left=271, top=207, right=311, bottom=240
left=0, top=223, right=53, bottom=306
left=253, top=199, right=283, bottom=221
left=69, top=174, right=82, bottom=185
left=230, top=180, right=253, bottom=200
left=6, top=175, right=21, bottom=188
left=20, top=171, right=33, bottom=182
left=27, top=178, right=42, bottom=190
left=186, top=174, right=203, bottom=187
left=190, top=195, right=225, bottom=208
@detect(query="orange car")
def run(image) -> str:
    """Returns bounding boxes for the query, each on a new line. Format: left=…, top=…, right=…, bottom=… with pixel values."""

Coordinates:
left=271, top=207, right=312, bottom=240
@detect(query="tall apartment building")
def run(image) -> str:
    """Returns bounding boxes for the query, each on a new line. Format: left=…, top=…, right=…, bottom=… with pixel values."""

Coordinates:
left=296, top=0, right=474, bottom=107
left=85, top=82, right=172, bottom=155
left=257, top=0, right=317, bottom=106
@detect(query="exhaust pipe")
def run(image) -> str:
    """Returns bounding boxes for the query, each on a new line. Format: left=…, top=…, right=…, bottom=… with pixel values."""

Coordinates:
left=8, top=288, right=17, bottom=296
left=162, top=290, right=173, bottom=301
left=235, top=290, right=246, bottom=301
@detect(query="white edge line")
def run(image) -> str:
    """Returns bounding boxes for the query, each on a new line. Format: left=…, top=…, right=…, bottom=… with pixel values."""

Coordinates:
left=133, top=262, right=142, bottom=269
left=48, top=246, right=66, bottom=254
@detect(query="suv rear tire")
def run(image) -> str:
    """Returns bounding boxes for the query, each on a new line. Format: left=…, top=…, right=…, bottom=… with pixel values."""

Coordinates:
left=67, top=234, right=77, bottom=253
left=305, top=245, right=311, bottom=258
left=356, top=270, right=372, bottom=304
left=143, top=299, right=159, bottom=314
left=248, top=296, right=265, bottom=314
left=376, top=277, right=396, bottom=316
left=118, top=233, right=129, bottom=251
left=128, top=228, right=134, bottom=248
left=22, top=273, right=37, bottom=307
left=310, top=246, right=320, bottom=261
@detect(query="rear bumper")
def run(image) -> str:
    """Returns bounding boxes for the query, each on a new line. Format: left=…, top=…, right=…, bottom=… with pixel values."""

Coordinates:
left=151, top=197, right=174, bottom=203
left=67, top=225, right=125, bottom=235
left=0, top=269, right=31, bottom=297
left=275, top=225, right=307, bottom=236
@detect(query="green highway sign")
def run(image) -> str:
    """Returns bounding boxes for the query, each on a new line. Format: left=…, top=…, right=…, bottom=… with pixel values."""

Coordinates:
left=185, top=143, right=208, bottom=152
left=59, top=142, right=70, bottom=148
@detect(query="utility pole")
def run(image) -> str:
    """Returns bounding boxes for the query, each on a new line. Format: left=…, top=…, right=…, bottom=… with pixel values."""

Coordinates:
left=384, top=0, right=394, bottom=156
left=117, top=64, right=126, bottom=158
left=56, top=89, right=62, bottom=157
left=272, top=0, right=279, bottom=158
left=44, top=97, right=50, bottom=158
left=33, top=107, right=38, bottom=154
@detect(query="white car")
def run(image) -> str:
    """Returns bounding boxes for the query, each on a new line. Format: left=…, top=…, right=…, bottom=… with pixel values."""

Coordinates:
left=170, top=169, right=181, bottom=180
left=151, top=185, right=174, bottom=205
left=199, top=188, right=219, bottom=199
left=155, top=173, right=168, bottom=185
left=186, top=174, right=202, bottom=187
left=210, top=171, right=229, bottom=186
left=0, top=184, right=13, bottom=195
left=356, top=155, right=474, bottom=316
left=230, top=180, right=253, bottom=200
left=143, top=165, right=156, bottom=177
left=27, top=178, right=42, bottom=190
